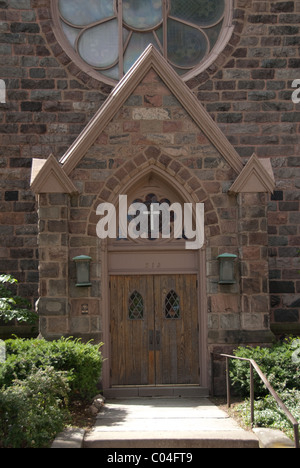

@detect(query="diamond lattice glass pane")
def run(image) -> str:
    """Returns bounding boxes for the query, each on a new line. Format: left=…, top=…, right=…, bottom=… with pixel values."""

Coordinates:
left=101, top=64, right=120, bottom=80
left=129, top=291, right=144, bottom=320
left=61, top=22, right=79, bottom=48
left=59, top=0, right=115, bottom=27
left=167, top=19, right=208, bottom=68
left=205, top=21, right=224, bottom=51
left=165, top=290, right=180, bottom=319
left=123, top=0, right=163, bottom=30
left=124, top=32, right=160, bottom=74
left=170, top=0, right=225, bottom=27
left=78, top=20, right=119, bottom=68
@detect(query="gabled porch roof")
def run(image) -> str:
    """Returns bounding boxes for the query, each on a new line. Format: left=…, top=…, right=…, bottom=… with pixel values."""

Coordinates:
left=31, top=45, right=274, bottom=195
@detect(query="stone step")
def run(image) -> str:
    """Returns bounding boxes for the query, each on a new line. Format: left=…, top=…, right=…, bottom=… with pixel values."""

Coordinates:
left=104, top=386, right=209, bottom=399
left=84, top=431, right=259, bottom=449
left=83, top=398, right=259, bottom=449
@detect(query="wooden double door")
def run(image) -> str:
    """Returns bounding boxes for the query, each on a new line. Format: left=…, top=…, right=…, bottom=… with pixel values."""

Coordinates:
left=110, top=275, right=199, bottom=386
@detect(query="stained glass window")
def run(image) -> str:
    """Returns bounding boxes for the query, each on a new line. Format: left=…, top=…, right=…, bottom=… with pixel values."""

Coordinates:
left=165, top=290, right=181, bottom=319
left=127, top=193, right=175, bottom=241
left=55, top=0, right=231, bottom=84
left=129, top=291, right=144, bottom=320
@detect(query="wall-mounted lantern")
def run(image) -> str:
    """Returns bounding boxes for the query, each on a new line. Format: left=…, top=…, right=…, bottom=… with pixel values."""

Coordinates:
left=73, top=255, right=92, bottom=287
left=217, top=253, right=237, bottom=285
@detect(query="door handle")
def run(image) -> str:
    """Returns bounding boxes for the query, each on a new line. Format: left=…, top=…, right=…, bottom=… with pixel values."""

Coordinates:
left=149, top=330, right=161, bottom=351
left=156, top=331, right=161, bottom=351
left=149, top=330, right=154, bottom=351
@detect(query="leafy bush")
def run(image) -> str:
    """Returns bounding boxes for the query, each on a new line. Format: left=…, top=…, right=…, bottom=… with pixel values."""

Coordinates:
left=230, top=337, right=300, bottom=397
left=0, top=275, right=38, bottom=325
left=0, top=337, right=103, bottom=400
left=0, top=366, right=70, bottom=448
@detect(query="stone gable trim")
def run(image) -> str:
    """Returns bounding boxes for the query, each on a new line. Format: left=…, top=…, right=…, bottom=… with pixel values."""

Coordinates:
left=60, top=45, right=244, bottom=176
left=31, top=154, right=78, bottom=195
left=229, top=153, right=275, bottom=195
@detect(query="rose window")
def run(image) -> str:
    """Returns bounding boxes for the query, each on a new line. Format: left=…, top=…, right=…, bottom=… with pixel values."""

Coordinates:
left=54, top=0, right=232, bottom=85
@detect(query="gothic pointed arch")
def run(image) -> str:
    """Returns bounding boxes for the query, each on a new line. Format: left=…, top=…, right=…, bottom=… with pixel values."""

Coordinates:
left=87, top=149, right=220, bottom=240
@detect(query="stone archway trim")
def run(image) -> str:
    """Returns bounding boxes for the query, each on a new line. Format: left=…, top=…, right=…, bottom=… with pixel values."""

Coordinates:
left=87, top=153, right=216, bottom=238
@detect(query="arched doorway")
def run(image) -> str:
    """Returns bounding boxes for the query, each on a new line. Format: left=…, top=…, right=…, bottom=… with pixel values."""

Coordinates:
left=102, top=165, right=208, bottom=395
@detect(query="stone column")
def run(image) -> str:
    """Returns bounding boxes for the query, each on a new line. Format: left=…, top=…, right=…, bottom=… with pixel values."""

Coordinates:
left=238, top=192, right=272, bottom=340
left=37, top=193, right=69, bottom=338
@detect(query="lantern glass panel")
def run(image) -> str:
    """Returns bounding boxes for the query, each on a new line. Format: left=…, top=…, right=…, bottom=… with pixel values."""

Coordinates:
left=73, top=256, right=92, bottom=287
left=218, top=254, right=237, bottom=284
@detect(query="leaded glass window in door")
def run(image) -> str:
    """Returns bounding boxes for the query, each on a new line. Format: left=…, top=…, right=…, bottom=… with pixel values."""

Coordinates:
left=165, top=290, right=181, bottom=319
left=129, top=290, right=144, bottom=320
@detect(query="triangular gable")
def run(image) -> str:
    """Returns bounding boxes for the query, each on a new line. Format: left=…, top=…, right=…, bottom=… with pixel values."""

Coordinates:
left=31, top=154, right=78, bottom=194
left=229, top=153, right=275, bottom=195
left=60, top=45, right=244, bottom=175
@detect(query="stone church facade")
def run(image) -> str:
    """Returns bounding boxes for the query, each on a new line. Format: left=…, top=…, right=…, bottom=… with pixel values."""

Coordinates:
left=0, top=1, right=300, bottom=394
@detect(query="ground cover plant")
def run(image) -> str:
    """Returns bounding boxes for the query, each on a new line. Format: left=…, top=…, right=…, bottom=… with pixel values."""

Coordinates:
left=235, top=389, right=300, bottom=441
left=229, top=337, right=300, bottom=441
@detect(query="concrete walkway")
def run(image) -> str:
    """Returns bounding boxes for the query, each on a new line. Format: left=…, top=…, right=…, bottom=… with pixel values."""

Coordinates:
left=84, top=398, right=259, bottom=448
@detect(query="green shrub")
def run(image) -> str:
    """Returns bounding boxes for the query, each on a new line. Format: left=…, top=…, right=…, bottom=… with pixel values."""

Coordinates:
left=0, top=366, right=70, bottom=448
left=0, top=337, right=103, bottom=400
left=230, top=337, right=300, bottom=397
left=0, top=275, right=38, bottom=325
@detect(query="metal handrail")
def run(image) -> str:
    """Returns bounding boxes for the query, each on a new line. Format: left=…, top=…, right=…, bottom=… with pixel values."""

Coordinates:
left=220, top=353, right=299, bottom=449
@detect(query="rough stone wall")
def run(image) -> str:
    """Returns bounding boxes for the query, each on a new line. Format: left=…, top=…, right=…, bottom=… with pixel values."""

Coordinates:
left=0, top=0, right=299, bottom=335
left=0, top=0, right=110, bottom=318
left=187, top=0, right=300, bottom=334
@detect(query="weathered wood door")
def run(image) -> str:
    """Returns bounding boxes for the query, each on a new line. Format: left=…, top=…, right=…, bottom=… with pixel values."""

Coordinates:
left=110, top=275, right=199, bottom=386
